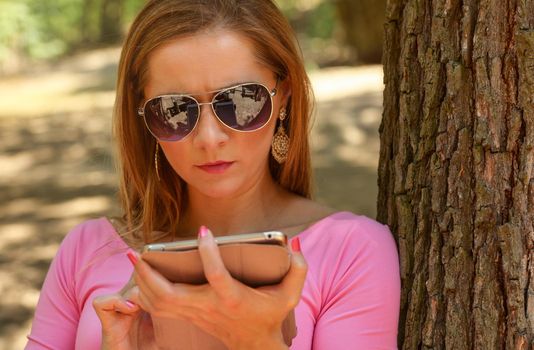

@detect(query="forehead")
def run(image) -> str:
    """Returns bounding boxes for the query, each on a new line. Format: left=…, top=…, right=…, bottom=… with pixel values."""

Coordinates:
left=144, top=30, right=275, bottom=96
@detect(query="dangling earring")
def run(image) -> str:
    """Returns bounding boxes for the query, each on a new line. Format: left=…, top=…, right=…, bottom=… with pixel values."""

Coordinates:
left=154, top=142, right=161, bottom=181
left=271, top=107, right=290, bottom=163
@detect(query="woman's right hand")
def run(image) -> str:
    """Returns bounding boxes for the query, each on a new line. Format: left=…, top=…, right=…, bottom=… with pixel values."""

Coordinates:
left=93, top=275, right=158, bottom=349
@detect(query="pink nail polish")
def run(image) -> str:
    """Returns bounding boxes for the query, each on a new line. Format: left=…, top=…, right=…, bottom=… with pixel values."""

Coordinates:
left=198, top=225, right=208, bottom=238
left=126, top=249, right=138, bottom=266
left=125, top=300, right=136, bottom=309
left=291, top=237, right=301, bottom=252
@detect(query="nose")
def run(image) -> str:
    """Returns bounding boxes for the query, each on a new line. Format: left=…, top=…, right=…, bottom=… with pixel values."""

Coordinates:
left=191, top=102, right=229, bottom=149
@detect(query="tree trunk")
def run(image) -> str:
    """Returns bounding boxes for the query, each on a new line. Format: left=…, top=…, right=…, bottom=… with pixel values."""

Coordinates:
left=335, top=0, right=387, bottom=63
left=81, top=0, right=96, bottom=45
left=379, top=0, right=534, bottom=349
left=99, top=0, right=123, bottom=44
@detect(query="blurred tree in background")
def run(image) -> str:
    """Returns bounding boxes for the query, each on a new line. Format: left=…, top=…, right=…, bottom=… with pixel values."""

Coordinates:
left=0, top=0, right=385, bottom=75
left=336, top=0, right=386, bottom=63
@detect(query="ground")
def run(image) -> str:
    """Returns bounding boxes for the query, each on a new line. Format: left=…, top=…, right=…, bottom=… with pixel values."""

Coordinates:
left=0, top=47, right=383, bottom=349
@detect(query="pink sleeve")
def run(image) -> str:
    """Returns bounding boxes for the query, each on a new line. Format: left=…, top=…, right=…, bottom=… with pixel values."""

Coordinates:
left=25, top=224, right=82, bottom=349
left=312, top=217, right=400, bottom=349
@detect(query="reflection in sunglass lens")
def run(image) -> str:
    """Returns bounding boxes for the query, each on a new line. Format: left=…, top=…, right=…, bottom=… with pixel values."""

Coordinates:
left=142, top=83, right=273, bottom=141
left=144, top=96, right=199, bottom=141
left=214, top=84, right=271, bottom=131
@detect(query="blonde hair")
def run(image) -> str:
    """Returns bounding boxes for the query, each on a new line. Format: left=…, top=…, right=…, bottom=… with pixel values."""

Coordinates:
left=113, top=0, right=314, bottom=246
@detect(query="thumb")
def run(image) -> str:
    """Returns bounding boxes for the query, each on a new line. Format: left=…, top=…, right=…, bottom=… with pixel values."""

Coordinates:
left=279, top=237, right=307, bottom=309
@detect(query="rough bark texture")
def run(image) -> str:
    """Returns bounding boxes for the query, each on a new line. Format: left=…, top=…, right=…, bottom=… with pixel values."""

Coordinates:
left=379, top=0, right=534, bottom=349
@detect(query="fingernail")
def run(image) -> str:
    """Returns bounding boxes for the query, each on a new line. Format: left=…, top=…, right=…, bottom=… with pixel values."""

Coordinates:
left=126, top=249, right=138, bottom=266
left=198, top=225, right=208, bottom=238
left=125, top=300, right=136, bottom=309
left=291, top=237, right=301, bottom=252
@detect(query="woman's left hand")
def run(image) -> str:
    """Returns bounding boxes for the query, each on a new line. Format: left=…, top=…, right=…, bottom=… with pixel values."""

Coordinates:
left=129, top=227, right=307, bottom=350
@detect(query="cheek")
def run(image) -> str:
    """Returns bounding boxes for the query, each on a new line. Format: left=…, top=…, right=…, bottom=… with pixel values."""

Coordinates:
left=244, top=123, right=277, bottom=158
left=159, top=143, right=191, bottom=175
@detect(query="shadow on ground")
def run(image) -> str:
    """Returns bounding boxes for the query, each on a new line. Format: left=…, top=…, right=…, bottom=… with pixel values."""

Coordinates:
left=0, top=49, right=384, bottom=349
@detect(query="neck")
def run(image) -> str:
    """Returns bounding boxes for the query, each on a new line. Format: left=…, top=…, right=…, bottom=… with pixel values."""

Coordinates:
left=180, top=174, right=290, bottom=237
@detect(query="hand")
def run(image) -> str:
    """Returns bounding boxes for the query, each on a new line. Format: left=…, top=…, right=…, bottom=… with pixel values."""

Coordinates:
left=92, top=272, right=158, bottom=349
left=130, top=227, right=307, bottom=350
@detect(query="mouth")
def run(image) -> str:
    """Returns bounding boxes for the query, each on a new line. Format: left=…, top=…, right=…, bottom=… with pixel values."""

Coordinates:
left=195, top=161, right=235, bottom=174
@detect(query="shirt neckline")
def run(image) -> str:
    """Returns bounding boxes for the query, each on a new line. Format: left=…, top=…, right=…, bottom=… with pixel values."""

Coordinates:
left=288, top=210, right=354, bottom=239
left=101, top=210, right=354, bottom=248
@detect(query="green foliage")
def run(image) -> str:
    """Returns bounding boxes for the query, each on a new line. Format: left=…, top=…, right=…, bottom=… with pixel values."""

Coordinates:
left=306, top=1, right=335, bottom=39
left=275, top=0, right=341, bottom=69
left=0, top=2, right=35, bottom=60
left=275, top=0, right=336, bottom=39
left=0, top=0, right=346, bottom=71
left=0, top=0, right=146, bottom=70
left=123, top=0, right=146, bottom=22
left=29, top=0, right=85, bottom=56
left=275, top=0, right=301, bottom=18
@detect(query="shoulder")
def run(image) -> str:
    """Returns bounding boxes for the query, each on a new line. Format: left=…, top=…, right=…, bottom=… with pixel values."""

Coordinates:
left=294, top=213, right=401, bottom=347
left=299, top=212, right=400, bottom=303
left=302, top=211, right=396, bottom=249
left=61, top=217, right=120, bottom=246
left=40, top=217, right=125, bottom=296
left=57, top=217, right=127, bottom=264
left=298, top=212, right=399, bottom=273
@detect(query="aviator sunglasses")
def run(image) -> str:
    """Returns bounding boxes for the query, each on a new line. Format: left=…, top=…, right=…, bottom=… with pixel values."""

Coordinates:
left=137, top=80, right=279, bottom=141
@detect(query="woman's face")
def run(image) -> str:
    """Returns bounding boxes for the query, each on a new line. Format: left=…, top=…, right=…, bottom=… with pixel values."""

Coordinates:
left=144, top=30, right=288, bottom=199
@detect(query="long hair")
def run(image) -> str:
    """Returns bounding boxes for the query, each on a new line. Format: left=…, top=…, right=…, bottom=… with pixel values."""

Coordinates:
left=113, top=0, right=314, bottom=246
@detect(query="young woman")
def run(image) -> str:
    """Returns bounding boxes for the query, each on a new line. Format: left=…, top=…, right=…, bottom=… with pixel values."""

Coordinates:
left=25, top=1, right=400, bottom=349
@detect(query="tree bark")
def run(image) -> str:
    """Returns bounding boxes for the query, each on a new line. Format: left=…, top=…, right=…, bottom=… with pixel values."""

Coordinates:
left=379, top=0, right=534, bottom=349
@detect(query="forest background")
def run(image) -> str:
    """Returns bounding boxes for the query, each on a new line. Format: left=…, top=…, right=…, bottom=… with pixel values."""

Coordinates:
left=0, top=0, right=383, bottom=74
left=0, top=0, right=387, bottom=348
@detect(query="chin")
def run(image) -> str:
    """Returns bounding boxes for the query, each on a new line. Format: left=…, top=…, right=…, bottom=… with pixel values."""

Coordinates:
left=189, top=179, right=247, bottom=199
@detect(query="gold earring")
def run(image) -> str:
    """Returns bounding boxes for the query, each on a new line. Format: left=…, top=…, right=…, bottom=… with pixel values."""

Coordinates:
left=155, top=142, right=161, bottom=181
left=271, top=107, right=290, bottom=163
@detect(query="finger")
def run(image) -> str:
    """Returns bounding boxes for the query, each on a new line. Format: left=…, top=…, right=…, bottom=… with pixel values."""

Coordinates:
left=136, top=281, right=208, bottom=321
left=118, top=273, right=136, bottom=295
left=134, top=257, right=176, bottom=303
left=197, top=226, right=236, bottom=297
left=93, top=294, right=140, bottom=323
left=278, top=237, right=308, bottom=308
left=135, top=286, right=155, bottom=313
left=118, top=270, right=140, bottom=306
left=123, top=285, right=142, bottom=307
left=126, top=280, right=161, bottom=314
left=134, top=256, right=200, bottom=315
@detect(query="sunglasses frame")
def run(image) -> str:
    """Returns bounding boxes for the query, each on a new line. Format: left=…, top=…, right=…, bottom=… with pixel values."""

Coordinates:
left=137, top=80, right=279, bottom=142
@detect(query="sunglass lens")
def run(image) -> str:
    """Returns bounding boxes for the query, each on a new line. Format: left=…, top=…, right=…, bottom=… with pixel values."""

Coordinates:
left=214, top=84, right=272, bottom=131
left=144, top=96, right=199, bottom=141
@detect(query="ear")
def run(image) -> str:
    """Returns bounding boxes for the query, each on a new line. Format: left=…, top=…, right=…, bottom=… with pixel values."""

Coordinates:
left=279, top=79, right=292, bottom=108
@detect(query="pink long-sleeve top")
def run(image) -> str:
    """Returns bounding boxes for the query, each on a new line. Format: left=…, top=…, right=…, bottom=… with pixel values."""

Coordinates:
left=26, top=211, right=400, bottom=349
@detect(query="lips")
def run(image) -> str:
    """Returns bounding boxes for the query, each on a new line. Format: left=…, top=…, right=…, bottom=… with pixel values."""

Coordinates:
left=196, top=161, right=234, bottom=174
